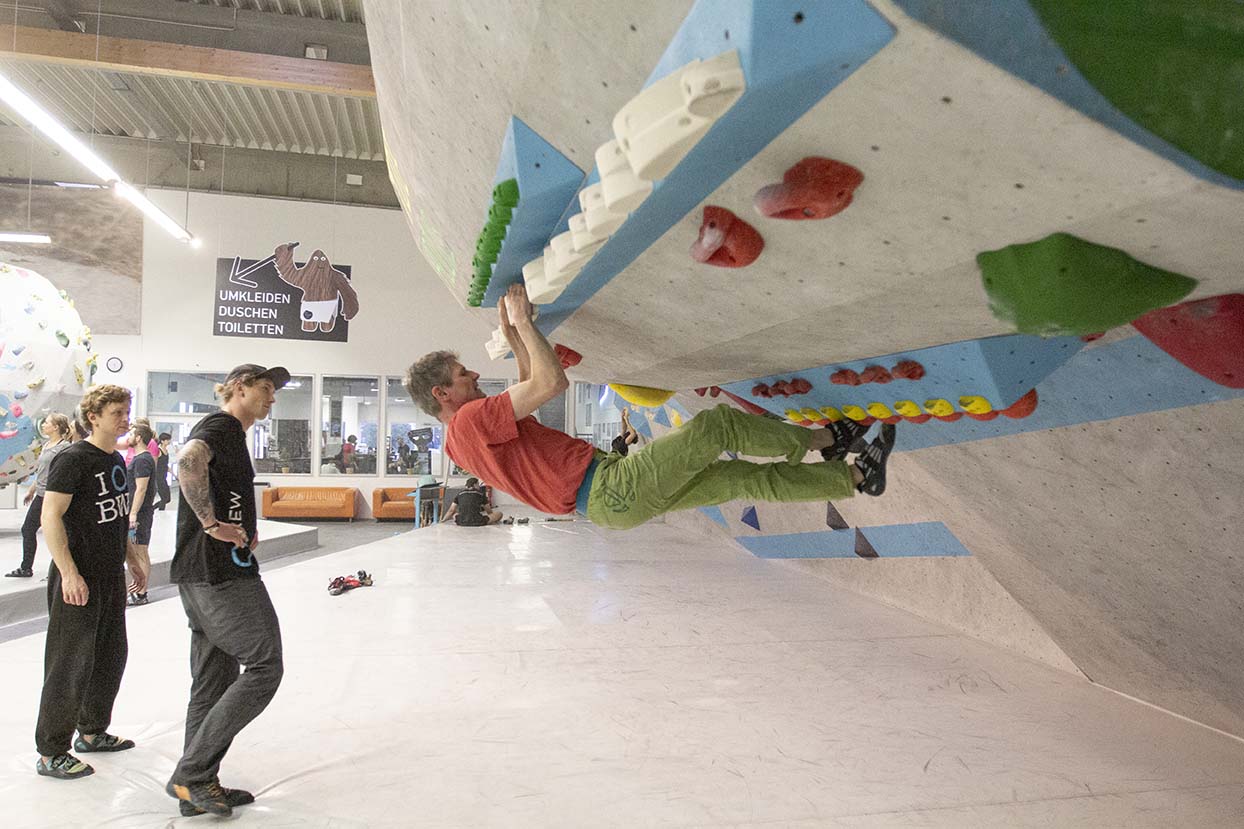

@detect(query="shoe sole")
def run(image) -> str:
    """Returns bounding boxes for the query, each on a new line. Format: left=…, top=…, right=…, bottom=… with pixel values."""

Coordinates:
left=36, top=765, right=94, bottom=780
left=74, top=738, right=135, bottom=753
left=166, top=782, right=233, bottom=817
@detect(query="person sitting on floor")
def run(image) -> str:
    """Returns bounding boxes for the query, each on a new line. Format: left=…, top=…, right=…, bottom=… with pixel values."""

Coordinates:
left=441, top=477, right=503, bottom=526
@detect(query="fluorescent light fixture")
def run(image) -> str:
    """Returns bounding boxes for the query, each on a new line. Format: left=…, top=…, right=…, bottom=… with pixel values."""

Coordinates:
left=0, top=71, right=197, bottom=246
left=0, top=232, right=51, bottom=243
left=54, top=181, right=104, bottom=189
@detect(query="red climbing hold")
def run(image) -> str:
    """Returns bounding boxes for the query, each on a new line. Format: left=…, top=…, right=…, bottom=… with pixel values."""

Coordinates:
left=719, top=388, right=773, bottom=417
left=689, top=206, right=765, bottom=268
left=965, top=410, right=1000, bottom=421
left=892, top=360, right=925, bottom=381
left=859, top=365, right=893, bottom=384
left=1000, top=389, right=1039, bottom=419
left=694, top=387, right=708, bottom=397
left=902, top=413, right=932, bottom=424
left=1132, top=293, right=1244, bottom=389
left=882, top=415, right=902, bottom=425
left=708, top=386, right=721, bottom=398
left=752, top=383, right=772, bottom=398
left=789, top=377, right=812, bottom=395
left=753, top=157, right=864, bottom=220
left=553, top=344, right=582, bottom=369
left=1080, top=332, right=1105, bottom=342
left=769, top=380, right=793, bottom=397
left=932, top=412, right=963, bottom=422
left=831, top=369, right=862, bottom=386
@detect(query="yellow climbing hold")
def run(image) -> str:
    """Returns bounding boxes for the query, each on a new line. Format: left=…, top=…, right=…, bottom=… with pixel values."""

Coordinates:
left=894, top=400, right=922, bottom=418
left=799, top=407, right=823, bottom=422
left=608, top=383, right=675, bottom=407
left=73, top=366, right=84, bottom=385
left=866, top=402, right=893, bottom=419
left=923, top=398, right=955, bottom=417
left=670, top=410, right=683, bottom=427
left=841, top=404, right=869, bottom=421
left=785, top=408, right=807, bottom=423
left=819, top=406, right=843, bottom=422
left=959, top=395, right=994, bottom=414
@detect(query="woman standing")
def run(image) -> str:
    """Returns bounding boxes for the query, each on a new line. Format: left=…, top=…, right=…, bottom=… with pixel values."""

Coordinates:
left=6, top=413, right=72, bottom=578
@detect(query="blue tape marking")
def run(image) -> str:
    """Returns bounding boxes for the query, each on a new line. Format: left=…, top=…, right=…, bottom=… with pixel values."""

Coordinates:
left=699, top=505, right=728, bottom=527
left=893, top=335, right=1244, bottom=453
left=740, top=504, right=761, bottom=531
left=482, top=117, right=585, bottom=307
left=857, top=522, right=971, bottom=558
left=519, top=0, right=895, bottom=334
left=736, top=529, right=857, bottom=558
left=719, top=333, right=1085, bottom=416
left=891, top=0, right=1242, bottom=190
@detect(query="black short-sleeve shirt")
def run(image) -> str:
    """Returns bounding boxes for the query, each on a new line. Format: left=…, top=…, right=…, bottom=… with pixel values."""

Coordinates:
left=45, top=442, right=129, bottom=579
left=171, top=412, right=259, bottom=584
left=453, top=489, right=489, bottom=527
left=127, top=452, right=157, bottom=514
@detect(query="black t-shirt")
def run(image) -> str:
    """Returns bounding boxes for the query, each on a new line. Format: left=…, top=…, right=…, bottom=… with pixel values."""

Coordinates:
left=127, top=452, right=157, bottom=514
left=171, top=412, right=259, bottom=584
left=44, top=442, right=129, bottom=579
left=155, top=448, right=169, bottom=476
left=453, top=489, right=489, bottom=526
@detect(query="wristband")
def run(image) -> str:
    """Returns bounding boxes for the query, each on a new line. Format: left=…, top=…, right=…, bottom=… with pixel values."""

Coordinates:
left=203, top=522, right=220, bottom=532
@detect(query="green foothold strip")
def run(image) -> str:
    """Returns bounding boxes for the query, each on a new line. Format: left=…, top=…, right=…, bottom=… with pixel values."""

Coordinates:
left=493, top=178, right=520, bottom=207
left=977, top=232, right=1198, bottom=336
left=467, top=178, right=521, bottom=304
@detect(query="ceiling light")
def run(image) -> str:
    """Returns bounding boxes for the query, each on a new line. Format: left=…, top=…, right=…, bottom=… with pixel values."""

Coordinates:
left=0, top=71, right=197, bottom=246
left=0, top=232, right=51, bottom=243
left=54, top=181, right=104, bottom=189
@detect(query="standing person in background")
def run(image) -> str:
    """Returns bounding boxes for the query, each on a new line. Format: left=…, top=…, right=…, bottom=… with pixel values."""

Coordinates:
left=6, top=413, right=72, bottom=578
left=165, top=364, right=289, bottom=818
left=34, top=385, right=148, bottom=779
left=154, top=433, right=173, bottom=511
left=125, top=423, right=158, bottom=607
left=119, top=417, right=158, bottom=464
left=340, top=435, right=358, bottom=473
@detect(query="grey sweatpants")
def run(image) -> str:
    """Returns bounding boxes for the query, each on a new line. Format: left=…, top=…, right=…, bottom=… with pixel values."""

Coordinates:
left=172, top=578, right=283, bottom=785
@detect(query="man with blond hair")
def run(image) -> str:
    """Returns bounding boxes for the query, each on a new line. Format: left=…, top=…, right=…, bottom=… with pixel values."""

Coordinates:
left=34, top=385, right=148, bottom=779
left=165, top=364, right=288, bottom=818
left=404, top=284, right=896, bottom=532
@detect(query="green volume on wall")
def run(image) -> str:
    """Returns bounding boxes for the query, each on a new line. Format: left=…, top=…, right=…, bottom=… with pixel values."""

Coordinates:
left=1029, top=0, right=1244, bottom=181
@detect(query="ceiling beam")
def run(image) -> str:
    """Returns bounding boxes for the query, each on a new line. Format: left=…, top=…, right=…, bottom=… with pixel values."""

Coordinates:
left=0, top=24, right=375, bottom=98
left=42, top=1, right=86, bottom=33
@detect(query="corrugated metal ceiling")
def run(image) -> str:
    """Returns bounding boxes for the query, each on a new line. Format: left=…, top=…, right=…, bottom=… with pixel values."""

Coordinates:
left=181, top=0, right=366, bottom=25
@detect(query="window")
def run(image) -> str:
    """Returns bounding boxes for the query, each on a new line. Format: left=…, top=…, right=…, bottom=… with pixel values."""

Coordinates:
left=573, top=382, right=623, bottom=450
left=148, top=371, right=226, bottom=415
left=321, top=376, right=379, bottom=475
left=252, top=375, right=313, bottom=474
left=384, top=378, right=443, bottom=476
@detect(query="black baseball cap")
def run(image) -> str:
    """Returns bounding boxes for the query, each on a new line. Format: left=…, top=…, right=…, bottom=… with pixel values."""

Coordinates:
left=225, top=363, right=291, bottom=390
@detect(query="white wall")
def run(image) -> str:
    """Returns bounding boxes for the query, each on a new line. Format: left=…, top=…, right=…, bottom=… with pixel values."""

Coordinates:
left=90, top=188, right=516, bottom=515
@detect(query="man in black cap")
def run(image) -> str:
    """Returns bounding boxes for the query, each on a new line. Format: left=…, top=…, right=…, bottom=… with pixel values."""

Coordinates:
left=164, top=364, right=289, bottom=818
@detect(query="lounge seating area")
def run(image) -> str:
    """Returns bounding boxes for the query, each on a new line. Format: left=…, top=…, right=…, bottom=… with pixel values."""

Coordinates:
left=372, top=487, right=418, bottom=521
left=262, top=486, right=359, bottom=521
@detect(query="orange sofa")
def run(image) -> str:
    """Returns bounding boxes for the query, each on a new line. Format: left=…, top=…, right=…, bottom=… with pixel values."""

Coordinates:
left=262, top=486, right=358, bottom=520
left=372, top=487, right=419, bottom=521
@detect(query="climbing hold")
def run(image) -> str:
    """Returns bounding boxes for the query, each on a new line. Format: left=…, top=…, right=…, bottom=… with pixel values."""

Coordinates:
left=596, top=139, right=653, bottom=214
left=579, top=183, right=628, bottom=237
left=891, top=360, right=925, bottom=380
left=800, top=407, right=827, bottom=425
left=492, top=178, right=520, bottom=207
left=670, top=410, right=683, bottom=428
left=965, top=410, right=1000, bottom=422
left=553, top=344, right=582, bottom=369
left=977, top=233, right=1197, bottom=336
left=10, top=405, right=21, bottom=417
left=689, top=206, right=764, bottom=268
left=785, top=408, right=806, bottom=423
left=903, top=413, right=933, bottom=424
left=866, top=402, right=894, bottom=420
left=859, top=365, right=893, bottom=384
left=831, top=369, right=862, bottom=386
left=1000, top=389, right=1039, bottom=419
left=770, top=380, right=793, bottom=397
left=819, top=406, right=844, bottom=422
left=958, top=396, right=994, bottom=415
left=1132, top=293, right=1244, bottom=388
left=694, top=387, right=708, bottom=397
left=569, top=213, right=608, bottom=256
left=55, top=330, right=69, bottom=347
left=752, top=383, right=772, bottom=398
left=893, top=401, right=921, bottom=418
left=923, top=399, right=956, bottom=417
left=708, top=386, right=721, bottom=398
left=753, top=157, right=864, bottom=220
left=841, top=405, right=869, bottom=422
left=718, top=388, right=774, bottom=417
left=740, top=505, right=760, bottom=531
left=608, top=383, right=675, bottom=408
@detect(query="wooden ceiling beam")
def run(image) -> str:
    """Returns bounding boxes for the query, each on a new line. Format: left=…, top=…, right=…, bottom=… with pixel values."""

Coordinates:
left=0, top=24, right=374, bottom=98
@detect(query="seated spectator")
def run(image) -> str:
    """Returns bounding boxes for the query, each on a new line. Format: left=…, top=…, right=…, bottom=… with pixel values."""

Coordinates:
left=441, top=477, right=502, bottom=526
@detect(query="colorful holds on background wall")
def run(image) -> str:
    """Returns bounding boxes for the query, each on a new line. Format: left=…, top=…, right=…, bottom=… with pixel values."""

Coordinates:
left=819, top=406, right=844, bottom=422
left=892, top=360, right=925, bottom=380
left=717, top=387, right=775, bottom=417
left=689, top=206, right=765, bottom=268
left=958, top=396, right=994, bottom=416
left=841, top=404, right=869, bottom=422
left=859, top=365, right=893, bottom=384
left=753, top=157, right=864, bottom=220
left=831, top=369, right=862, bottom=386
left=977, top=232, right=1197, bottom=336
left=468, top=177, right=520, bottom=307
left=608, top=383, right=676, bottom=408
left=1132, top=293, right=1244, bottom=389
left=866, top=402, right=894, bottom=420
left=751, top=378, right=812, bottom=398
left=553, top=344, right=583, bottom=369
left=1000, top=389, right=1039, bottom=419
left=740, top=505, right=761, bottom=531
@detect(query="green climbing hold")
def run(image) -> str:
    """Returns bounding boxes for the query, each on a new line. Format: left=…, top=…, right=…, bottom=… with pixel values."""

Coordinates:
left=473, top=259, right=492, bottom=281
left=55, top=330, right=70, bottom=347
left=488, top=202, right=513, bottom=224
left=977, top=233, right=1197, bottom=336
left=493, top=178, right=520, bottom=208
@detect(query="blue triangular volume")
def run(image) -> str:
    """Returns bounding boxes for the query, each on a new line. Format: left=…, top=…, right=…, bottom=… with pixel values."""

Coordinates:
left=740, top=505, right=760, bottom=531
left=699, top=505, right=728, bottom=527
left=630, top=409, right=653, bottom=439
left=650, top=406, right=671, bottom=428
left=483, top=117, right=584, bottom=306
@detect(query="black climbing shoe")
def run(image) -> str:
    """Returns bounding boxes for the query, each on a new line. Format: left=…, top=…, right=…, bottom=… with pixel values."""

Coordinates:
left=854, top=423, right=897, bottom=496
left=166, top=779, right=233, bottom=817
left=5, top=567, right=33, bottom=578
left=179, top=785, right=254, bottom=816
left=821, top=418, right=870, bottom=462
left=36, top=753, right=93, bottom=780
left=74, top=732, right=135, bottom=753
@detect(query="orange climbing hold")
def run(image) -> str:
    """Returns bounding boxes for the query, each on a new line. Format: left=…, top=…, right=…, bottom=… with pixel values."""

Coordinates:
left=553, top=344, right=582, bottom=369
left=859, top=365, right=893, bottom=384
left=831, top=369, right=862, bottom=386
left=753, top=157, right=864, bottom=220
left=689, top=206, right=765, bottom=268
left=1000, top=389, right=1039, bottom=419
left=892, top=360, right=925, bottom=380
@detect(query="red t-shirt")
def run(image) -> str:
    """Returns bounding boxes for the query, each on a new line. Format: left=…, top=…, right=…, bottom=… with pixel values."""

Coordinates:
left=446, top=392, right=594, bottom=515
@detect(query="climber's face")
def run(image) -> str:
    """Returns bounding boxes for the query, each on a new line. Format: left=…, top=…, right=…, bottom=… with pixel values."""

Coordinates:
left=435, top=361, right=483, bottom=413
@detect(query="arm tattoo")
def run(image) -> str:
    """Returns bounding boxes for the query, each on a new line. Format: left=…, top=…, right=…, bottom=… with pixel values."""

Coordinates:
left=177, top=439, right=216, bottom=526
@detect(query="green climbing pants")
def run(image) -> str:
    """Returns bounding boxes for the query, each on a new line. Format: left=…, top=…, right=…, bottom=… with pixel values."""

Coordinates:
left=585, top=404, right=856, bottom=530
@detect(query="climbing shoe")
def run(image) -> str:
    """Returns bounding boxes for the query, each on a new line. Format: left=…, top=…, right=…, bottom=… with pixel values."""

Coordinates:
left=36, top=753, right=93, bottom=780
left=179, top=785, right=254, bottom=816
left=357, top=570, right=373, bottom=587
left=166, top=779, right=233, bottom=817
left=5, top=567, right=33, bottom=578
left=73, top=732, right=135, bottom=753
left=821, top=418, right=870, bottom=461
left=854, top=423, right=897, bottom=496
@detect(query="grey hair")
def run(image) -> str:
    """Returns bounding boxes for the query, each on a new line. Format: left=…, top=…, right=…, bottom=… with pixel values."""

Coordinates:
left=404, top=350, right=458, bottom=416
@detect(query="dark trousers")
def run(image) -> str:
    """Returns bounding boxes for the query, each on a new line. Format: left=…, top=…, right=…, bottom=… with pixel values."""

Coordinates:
left=173, top=578, right=283, bottom=785
left=35, top=567, right=128, bottom=757
left=20, top=494, right=43, bottom=571
left=155, top=474, right=172, bottom=510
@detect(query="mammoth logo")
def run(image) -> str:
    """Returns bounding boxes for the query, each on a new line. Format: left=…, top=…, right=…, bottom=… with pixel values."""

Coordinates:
left=273, top=241, right=360, bottom=333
